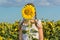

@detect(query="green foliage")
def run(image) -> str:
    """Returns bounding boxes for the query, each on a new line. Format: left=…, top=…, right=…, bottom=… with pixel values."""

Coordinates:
left=0, top=20, right=60, bottom=40
left=42, top=20, right=60, bottom=40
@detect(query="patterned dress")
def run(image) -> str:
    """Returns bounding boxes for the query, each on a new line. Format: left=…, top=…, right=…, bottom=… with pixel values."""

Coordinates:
left=22, top=20, right=41, bottom=40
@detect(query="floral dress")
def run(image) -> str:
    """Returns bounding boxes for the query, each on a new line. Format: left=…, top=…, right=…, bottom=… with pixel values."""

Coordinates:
left=22, top=20, right=41, bottom=40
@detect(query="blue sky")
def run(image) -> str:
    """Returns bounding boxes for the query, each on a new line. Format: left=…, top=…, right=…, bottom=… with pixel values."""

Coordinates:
left=0, top=0, right=60, bottom=23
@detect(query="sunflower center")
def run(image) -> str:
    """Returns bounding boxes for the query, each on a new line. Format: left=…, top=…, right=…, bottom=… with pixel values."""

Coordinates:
left=24, top=9, right=31, bottom=15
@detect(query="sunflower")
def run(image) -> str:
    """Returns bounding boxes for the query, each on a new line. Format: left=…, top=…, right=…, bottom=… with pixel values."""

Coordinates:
left=0, top=36, right=3, bottom=40
left=22, top=4, right=35, bottom=20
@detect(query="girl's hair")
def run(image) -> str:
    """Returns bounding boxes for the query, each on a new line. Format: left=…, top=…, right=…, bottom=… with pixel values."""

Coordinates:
left=25, top=3, right=37, bottom=19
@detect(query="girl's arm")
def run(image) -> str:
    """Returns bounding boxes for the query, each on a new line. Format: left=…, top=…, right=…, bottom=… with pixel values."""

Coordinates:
left=30, top=19, right=44, bottom=40
left=37, top=22, right=43, bottom=40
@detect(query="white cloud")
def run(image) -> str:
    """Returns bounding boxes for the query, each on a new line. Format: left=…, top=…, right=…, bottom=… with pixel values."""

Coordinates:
left=39, top=0, right=50, bottom=6
left=48, top=0, right=60, bottom=6
left=53, top=0, right=60, bottom=5
left=0, top=0, right=60, bottom=7
left=0, top=0, right=7, bottom=4
left=25, top=0, right=34, bottom=2
left=15, top=0, right=22, bottom=2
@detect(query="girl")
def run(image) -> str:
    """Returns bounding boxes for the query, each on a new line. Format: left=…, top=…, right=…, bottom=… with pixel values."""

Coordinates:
left=19, top=3, right=43, bottom=40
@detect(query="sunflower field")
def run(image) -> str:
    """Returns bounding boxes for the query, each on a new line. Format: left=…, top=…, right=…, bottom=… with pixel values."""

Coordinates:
left=0, top=19, right=60, bottom=40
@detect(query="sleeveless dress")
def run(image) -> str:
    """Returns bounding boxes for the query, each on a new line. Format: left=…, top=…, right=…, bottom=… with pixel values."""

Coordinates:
left=22, top=20, right=41, bottom=40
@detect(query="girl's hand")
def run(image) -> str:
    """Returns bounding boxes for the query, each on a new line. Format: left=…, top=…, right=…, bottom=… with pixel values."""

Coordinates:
left=30, top=19, right=43, bottom=30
